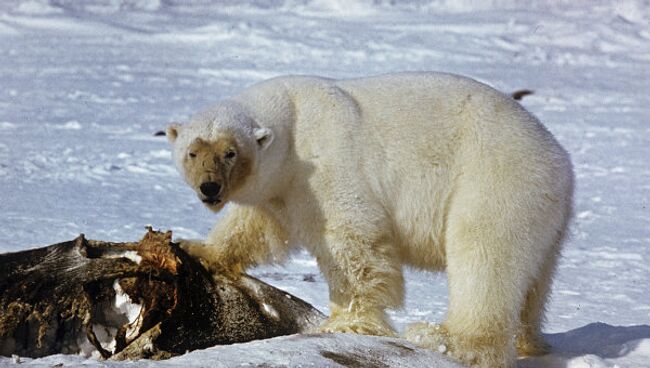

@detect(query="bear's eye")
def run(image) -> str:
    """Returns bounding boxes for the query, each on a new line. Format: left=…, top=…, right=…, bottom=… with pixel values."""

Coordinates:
left=224, top=151, right=236, bottom=159
left=188, top=152, right=196, bottom=158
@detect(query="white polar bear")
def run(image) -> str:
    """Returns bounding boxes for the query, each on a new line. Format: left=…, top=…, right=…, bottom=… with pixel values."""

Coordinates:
left=167, top=72, right=574, bottom=368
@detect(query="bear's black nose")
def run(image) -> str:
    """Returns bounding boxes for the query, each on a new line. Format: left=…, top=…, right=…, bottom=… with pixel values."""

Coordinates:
left=200, top=182, right=221, bottom=197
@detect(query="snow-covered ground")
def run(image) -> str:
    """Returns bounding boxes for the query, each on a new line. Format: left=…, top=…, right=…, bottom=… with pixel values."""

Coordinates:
left=1, top=0, right=649, bottom=367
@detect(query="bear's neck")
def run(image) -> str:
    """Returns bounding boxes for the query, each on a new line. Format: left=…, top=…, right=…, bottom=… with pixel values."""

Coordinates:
left=231, top=150, right=294, bottom=206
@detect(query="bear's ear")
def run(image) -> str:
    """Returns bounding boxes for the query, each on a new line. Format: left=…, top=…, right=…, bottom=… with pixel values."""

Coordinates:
left=254, top=127, right=274, bottom=150
left=167, top=122, right=182, bottom=143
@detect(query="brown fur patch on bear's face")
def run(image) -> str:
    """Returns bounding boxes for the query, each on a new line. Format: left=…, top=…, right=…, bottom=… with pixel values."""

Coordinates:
left=182, top=134, right=252, bottom=212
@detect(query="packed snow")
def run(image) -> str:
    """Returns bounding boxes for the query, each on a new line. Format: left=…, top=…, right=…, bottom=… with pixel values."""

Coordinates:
left=0, top=0, right=649, bottom=367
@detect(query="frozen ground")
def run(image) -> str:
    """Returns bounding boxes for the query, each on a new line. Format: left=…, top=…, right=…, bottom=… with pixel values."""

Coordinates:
left=0, top=0, right=649, bottom=367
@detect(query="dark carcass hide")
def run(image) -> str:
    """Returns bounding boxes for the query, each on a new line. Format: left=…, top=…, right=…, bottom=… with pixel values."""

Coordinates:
left=0, top=228, right=324, bottom=360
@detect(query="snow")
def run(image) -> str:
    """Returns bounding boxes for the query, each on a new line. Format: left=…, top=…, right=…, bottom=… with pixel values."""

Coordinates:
left=0, top=0, right=649, bottom=367
left=0, top=334, right=466, bottom=367
left=113, top=280, right=144, bottom=330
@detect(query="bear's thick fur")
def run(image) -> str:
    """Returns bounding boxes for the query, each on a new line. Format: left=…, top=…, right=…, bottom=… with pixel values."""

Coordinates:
left=167, top=72, right=574, bottom=368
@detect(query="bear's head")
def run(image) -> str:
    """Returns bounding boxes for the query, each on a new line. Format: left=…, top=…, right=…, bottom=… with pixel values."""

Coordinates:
left=166, top=104, right=274, bottom=212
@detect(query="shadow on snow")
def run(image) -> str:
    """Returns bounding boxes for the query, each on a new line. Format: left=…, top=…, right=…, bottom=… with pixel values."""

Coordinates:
left=519, top=322, right=650, bottom=367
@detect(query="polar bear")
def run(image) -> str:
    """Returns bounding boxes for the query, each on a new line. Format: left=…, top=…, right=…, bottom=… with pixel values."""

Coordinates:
left=167, top=72, right=573, bottom=368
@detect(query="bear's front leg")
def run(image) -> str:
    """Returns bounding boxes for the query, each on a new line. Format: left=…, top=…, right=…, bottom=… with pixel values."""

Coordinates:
left=316, top=230, right=404, bottom=337
left=181, top=204, right=289, bottom=276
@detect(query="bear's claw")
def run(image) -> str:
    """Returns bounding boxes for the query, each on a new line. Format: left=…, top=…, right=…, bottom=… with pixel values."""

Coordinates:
left=317, top=315, right=396, bottom=337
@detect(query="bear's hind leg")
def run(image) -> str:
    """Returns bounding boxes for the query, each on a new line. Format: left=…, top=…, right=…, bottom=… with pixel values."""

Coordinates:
left=444, top=223, right=526, bottom=368
left=408, top=205, right=536, bottom=368
left=516, top=243, right=560, bottom=357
